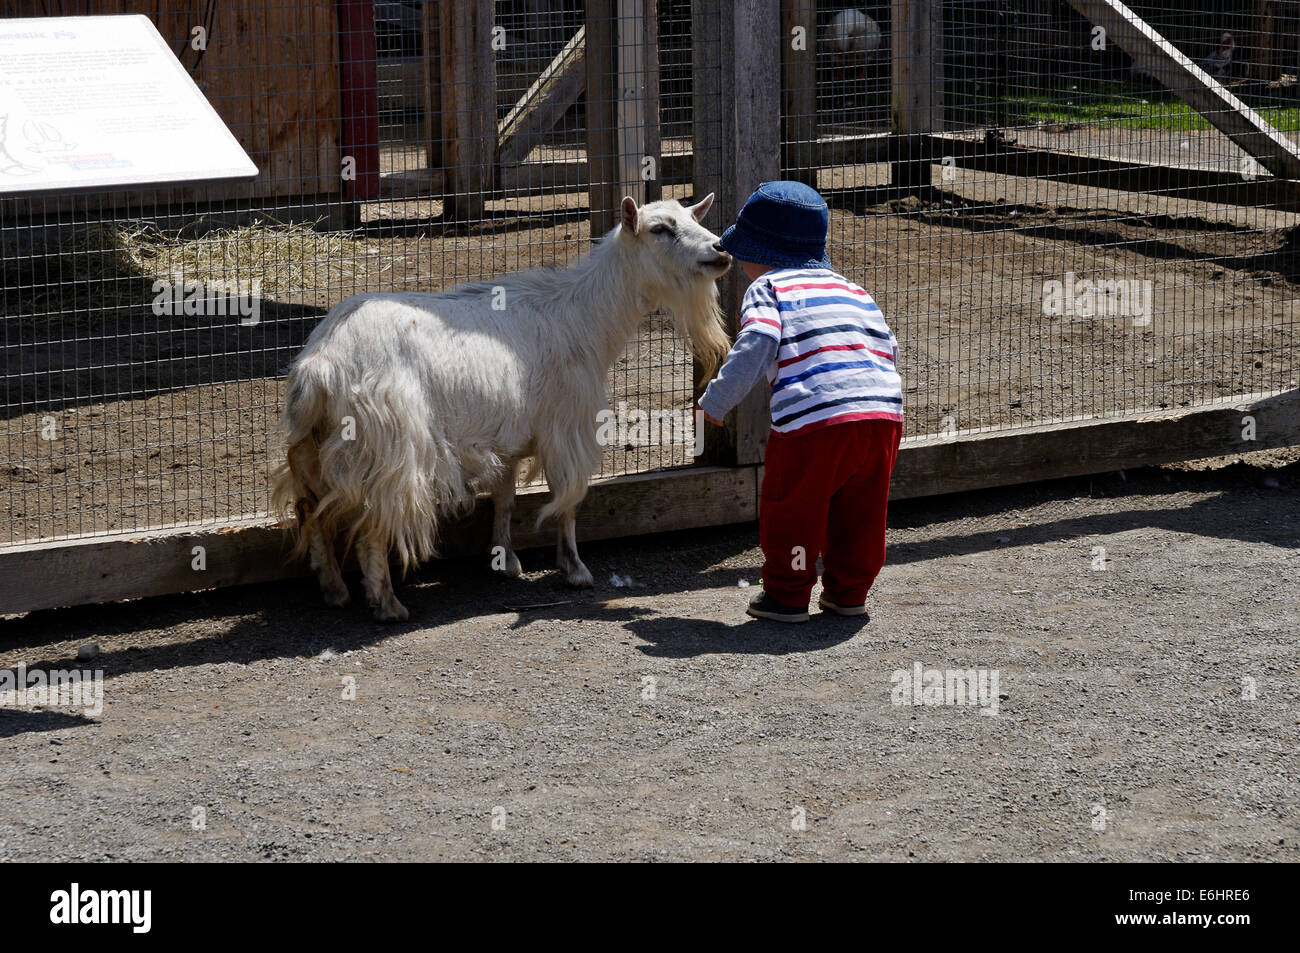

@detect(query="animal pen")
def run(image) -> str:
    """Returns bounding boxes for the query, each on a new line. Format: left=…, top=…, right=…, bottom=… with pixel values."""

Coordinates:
left=1, top=0, right=1298, bottom=613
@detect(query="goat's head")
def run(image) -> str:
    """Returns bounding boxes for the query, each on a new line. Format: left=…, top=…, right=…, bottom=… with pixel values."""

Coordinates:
left=617, top=194, right=732, bottom=380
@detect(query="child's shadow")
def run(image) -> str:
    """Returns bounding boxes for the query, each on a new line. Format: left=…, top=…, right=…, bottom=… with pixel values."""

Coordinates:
left=628, top=614, right=865, bottom=658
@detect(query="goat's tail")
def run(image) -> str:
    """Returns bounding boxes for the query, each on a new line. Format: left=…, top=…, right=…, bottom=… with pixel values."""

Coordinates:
left=270, top=351, right=477, bottom=573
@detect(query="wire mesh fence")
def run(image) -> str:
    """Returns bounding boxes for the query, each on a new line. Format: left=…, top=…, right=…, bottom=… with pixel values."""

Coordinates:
left=1, top=0, right=1297, bottom=551
left=789, top=0, right=1298, bottom=439
left=0, top=0, right=713, bottom=546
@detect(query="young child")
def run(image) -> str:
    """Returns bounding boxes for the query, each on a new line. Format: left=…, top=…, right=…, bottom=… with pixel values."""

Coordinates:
left=699, top=181, right=903, bottom=623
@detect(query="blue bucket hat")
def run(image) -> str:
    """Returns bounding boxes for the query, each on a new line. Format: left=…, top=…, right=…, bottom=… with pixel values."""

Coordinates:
left=717, top=180, right=832, bottom=270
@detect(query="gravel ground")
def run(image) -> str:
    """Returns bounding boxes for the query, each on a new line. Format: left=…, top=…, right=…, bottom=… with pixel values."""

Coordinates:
left=1, top=455, right=1296, bottom=861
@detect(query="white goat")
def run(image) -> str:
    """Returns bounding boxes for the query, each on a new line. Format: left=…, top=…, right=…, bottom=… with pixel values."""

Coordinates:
left=270, top=194, right=731, bottom=620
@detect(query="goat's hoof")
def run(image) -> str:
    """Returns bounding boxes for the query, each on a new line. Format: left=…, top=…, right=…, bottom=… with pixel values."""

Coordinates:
left=495, top=552, right=523, bottom=578
left=321, top=583, right=351, bottom=607
left=564, top=564, right=594, bottom=588
left=372, top=600, right=409, bottom=623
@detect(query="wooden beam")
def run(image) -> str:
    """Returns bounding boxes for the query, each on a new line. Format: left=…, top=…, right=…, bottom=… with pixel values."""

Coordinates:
left=888, top=389, right=1300, bottom=500
left=438, top=0, right=496, bottom=221
left=641, top=0, right=662, bottom=203
left=890, top=0, right=943, bottom=194
left=693, top=0, right=782, bottom=467
left=0, top=467, right=757, bottom=616
left=585, top=0, right=660, bottom=227
left=1064, top=0, right=1300, bottom=180
left=585, top=0, right=621, bottom=235
left=387, top=133, right=891, bottom=200
left=497, top=27, right=587, bottom=169
left=616, top=0, right=651, bottom=207
left=781, top=0, right=818, bottom=185
left=338, top=0, right=382, bottom=199
left=928, top=132, right=1300, bottom=211
left=423, top=0, right=443, bottom=170
left=1250, top=0, right=1278, bottom=83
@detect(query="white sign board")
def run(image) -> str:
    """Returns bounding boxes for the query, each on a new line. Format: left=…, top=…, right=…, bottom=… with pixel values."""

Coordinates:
left=0, top=15, right=258, bottom=195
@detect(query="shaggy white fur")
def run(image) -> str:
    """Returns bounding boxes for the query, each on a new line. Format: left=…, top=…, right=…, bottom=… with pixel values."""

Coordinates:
left=271, top=194, right=731, bottom=620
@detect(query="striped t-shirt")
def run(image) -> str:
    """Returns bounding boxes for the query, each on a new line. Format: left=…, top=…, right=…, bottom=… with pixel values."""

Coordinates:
left=739, top=267, right=903, bottom=435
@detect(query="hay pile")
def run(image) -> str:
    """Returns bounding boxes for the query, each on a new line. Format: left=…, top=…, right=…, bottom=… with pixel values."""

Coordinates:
left=1, top=218, right=387, bottom=328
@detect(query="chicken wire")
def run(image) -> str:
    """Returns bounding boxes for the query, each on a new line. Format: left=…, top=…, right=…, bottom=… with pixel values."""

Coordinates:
left=0, top=0, right=713, bottom=546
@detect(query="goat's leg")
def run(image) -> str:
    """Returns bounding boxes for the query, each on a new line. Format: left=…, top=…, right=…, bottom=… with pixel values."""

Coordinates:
left=489, top=460, right=523, bottom=577
left=555, top=510, right=593, bottom=588
left=306, top=520, right=350, bottom=607
left=357, top=531, right=409, bottom=622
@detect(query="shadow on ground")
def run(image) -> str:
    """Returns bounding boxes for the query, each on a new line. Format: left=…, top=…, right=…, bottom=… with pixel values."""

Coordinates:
left=1, top=459, right=1295, bottom=690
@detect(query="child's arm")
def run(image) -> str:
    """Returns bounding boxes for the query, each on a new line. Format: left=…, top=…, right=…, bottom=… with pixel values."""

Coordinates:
left=697, top=332, right=778, bottom=424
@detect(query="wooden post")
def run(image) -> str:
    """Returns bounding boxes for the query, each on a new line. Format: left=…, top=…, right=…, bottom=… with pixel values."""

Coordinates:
left=586, top=0, right=620, bottom=235
left=1251, top=0, right=1278, bottom=83
left=615, top=0, right=654, bottom=205
left=641, top=0, right=662, bottom=203
left=423, top=0, right=443, bottom=170
left=338, top=0, right=381, bottom=199
left=1065, top=0, right=1300, bottom=180
left=439, top=0, right=496, bottom=221
left=890, top=0, right=942, bottom=195
left=693, top=0, right=782, bottom=466
left=587, top=0, right=660, bottom=235
left=781, top=0, right=818, bottom=186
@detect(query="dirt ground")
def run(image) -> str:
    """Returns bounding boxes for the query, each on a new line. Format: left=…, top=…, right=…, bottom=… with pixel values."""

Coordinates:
left=4, top=161, right=1298, bottom=544
left=1, top=454, right=1296, bottom=861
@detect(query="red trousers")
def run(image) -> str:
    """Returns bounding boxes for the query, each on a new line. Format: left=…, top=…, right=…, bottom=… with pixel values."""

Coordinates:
left=759, top=418, right=903, bottom=607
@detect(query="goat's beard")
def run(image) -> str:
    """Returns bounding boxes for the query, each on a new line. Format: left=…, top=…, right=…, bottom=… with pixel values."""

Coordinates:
left=663, top=277, right=730, bottom=386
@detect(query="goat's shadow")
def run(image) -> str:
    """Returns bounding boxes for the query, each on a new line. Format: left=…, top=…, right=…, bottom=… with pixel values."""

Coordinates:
left=0, top=708, right=98, bottom=739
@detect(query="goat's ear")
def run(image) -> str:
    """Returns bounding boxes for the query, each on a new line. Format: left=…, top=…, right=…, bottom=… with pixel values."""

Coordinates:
left=620, top=196, right=639, bottom=235
left=689, top=192, right=715, bottom=222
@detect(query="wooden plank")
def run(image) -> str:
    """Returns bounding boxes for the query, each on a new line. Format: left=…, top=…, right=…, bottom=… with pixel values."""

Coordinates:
left=423, top=0, right=443, bottom=170
left=1250, top=0, right=1278, bottom=83
left=730, top=0, right=782, bottom=466
left=617, top=0, right=648, bottom=207
left=887, top=389, right=1300, bottom=500
left=781, top=0, right=819, bottom=185
left=338, top=0, right=382, bottom=200
left=438, top=0, right=496, bottom=221
left=0, top=467, right=757, bottom=615
left=388, top=134, right=889, bottom=200
left=928, top=132, right=1300, bottom=211
left=497, top=27, right=587, bottom=168
left=1064, top=0, right=1300, bottom=180
left=890, top=0, right=943, bottom=193
left=641, top=0, right=663, bottom=204
left=693, top=0, right=782, bottom=467
left=585, top=0, right=621, bottom=235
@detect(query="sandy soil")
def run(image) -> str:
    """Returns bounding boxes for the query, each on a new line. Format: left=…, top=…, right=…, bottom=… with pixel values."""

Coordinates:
left=1, top=457, right=1295, bottom=861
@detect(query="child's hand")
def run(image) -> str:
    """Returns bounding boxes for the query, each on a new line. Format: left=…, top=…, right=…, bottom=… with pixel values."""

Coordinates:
left=699, top=407, right=724, bottom=427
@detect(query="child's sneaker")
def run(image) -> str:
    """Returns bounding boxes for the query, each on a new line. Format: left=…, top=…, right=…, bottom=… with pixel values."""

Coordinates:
left=746, top=591, right=809, bottom=623
left=818, top=594, right=869, bottom=617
